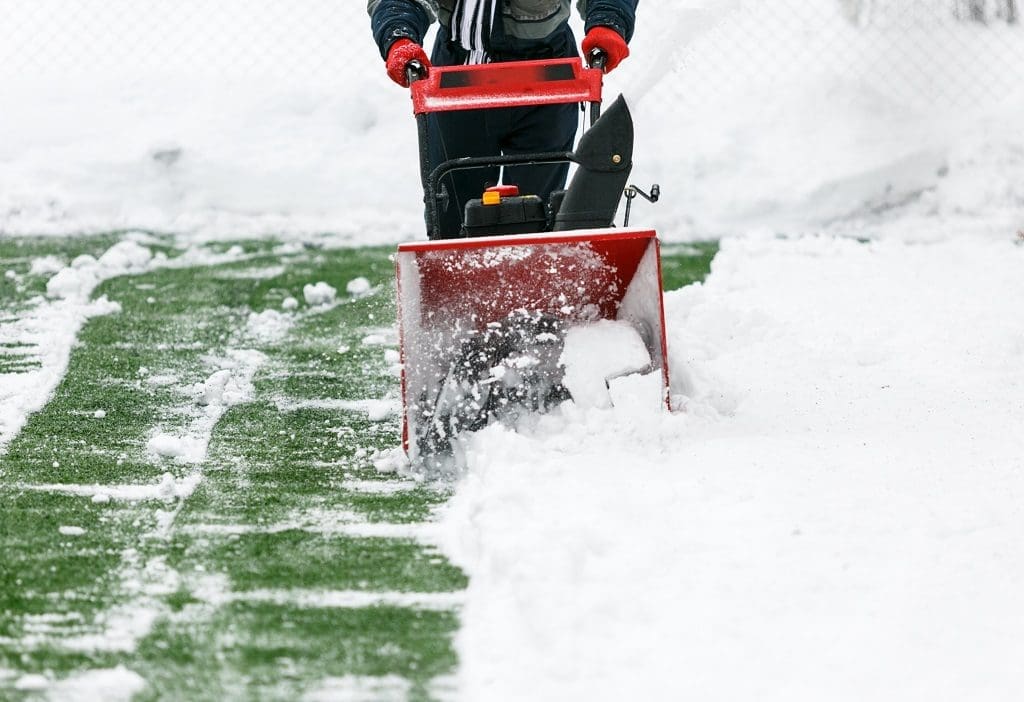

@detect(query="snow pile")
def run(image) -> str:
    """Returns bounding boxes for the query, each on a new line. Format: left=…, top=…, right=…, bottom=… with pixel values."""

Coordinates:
left=1, top=1, right=1021, bottom=243
left=559, top=320, right=652, bottom=410
left=439, top=233, right=1024, bottom=700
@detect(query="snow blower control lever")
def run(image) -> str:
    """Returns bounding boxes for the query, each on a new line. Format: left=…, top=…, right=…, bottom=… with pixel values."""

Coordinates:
left=407, top=55, right=619, bottom=240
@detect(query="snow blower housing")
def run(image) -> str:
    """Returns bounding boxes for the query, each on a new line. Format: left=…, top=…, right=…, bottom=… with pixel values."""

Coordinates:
left=396, top=57, right=669, bottom=461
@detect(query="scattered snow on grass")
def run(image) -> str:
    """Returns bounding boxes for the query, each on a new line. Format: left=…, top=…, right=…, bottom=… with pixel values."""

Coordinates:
left=57, top=526, right=86, bottom=536
left=275, top=397, right=399, bottom=420
left=222, top=589, right=463, bottom=611
left=182, top=520, right=436, bottom=540
left=360, top=334, right=388, bottom=346
left=0, top=239, right=150, bottom=454
left=22, top=474, right=203, bottom=503
left=13, top=674, right=49, bottom=691
left=146, top=349, right=265, bottom=473
left=303, top=674, right=410, bottom=702
left=245, top=308, right=294, bottom=344
left=339, top=479, right=418, bottom=495
left=43, top=666, right=147, bottom=702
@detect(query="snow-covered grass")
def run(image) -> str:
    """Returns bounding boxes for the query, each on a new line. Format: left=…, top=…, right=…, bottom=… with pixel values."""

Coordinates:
left=0, top=240, right=472, bottom=698
left=2, top=0, right=1024, bottom=699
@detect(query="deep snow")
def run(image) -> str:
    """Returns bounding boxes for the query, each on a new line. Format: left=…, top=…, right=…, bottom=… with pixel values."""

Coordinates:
left=438, top=234, right=1024, bottom=700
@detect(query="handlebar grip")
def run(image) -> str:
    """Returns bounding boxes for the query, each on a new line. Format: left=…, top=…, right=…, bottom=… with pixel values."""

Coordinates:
left=406, top=59, right=428, bottom=86
left=587, top=49, right=608, bottom=72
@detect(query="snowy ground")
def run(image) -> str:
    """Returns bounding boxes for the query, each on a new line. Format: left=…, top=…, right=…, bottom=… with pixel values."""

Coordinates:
left=440, top=233, right=1024, bottom=700
left=3, top=0, right=1024, bottom=699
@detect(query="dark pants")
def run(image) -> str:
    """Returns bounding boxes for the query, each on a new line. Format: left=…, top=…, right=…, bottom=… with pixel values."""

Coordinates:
left=426, top=27, right=581, bottom=239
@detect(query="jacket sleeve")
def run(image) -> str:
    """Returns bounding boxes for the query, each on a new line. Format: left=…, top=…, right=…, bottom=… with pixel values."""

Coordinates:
left=576, top=0, right=638, bottom=42
left=368, top=0, right=437, bottom=59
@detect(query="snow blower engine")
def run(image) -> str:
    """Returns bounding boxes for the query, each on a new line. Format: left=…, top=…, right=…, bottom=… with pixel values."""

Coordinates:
left=395, top=53, right=668, bottom=462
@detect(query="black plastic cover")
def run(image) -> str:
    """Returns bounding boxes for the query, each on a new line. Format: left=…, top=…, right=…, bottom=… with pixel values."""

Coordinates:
left=462, top=195, right=547, bottom=237
left=553, top=94, right=634, bottom=231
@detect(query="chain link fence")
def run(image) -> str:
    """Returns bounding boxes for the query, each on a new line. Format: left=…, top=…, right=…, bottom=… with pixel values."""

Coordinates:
left=0, top=0, right=358, bottom=82
left=664, top=0, right=1023, bottom=109
left=0, top=0, right=1020, bottom=104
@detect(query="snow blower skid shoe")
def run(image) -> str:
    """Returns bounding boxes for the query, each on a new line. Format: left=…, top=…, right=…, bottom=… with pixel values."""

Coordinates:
left=396, top=56, right=670, bottom=462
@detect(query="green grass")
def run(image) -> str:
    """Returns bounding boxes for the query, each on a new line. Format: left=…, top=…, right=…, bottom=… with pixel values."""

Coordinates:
left=0, top=234, right=716, bottom=700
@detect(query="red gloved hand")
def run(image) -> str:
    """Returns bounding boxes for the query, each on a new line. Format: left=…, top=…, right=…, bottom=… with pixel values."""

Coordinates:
left=386, top=39, right=431, bottom=87
left=582, top=26, right=629, bottom=73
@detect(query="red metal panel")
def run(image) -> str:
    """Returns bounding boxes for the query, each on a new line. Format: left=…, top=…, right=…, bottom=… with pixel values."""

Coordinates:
left=396, top=228, right=671, bottom=456
left=408, top=234, right=652, bottom=329
left=411, top=58, right=603, bottom=114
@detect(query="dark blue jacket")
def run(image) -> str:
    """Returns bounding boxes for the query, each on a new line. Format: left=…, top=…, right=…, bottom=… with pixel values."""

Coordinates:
left=368, top=0, right=638, bottom=60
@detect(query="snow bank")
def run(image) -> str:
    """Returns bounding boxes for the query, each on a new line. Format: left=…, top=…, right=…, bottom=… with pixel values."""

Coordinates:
left=439, top=233, right=1024, bottom=700
left=1, top=1, right=1021, bottom=243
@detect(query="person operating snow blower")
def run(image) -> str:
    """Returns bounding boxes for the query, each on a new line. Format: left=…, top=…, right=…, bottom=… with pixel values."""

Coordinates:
left=368, top=0, right=638, bottom=239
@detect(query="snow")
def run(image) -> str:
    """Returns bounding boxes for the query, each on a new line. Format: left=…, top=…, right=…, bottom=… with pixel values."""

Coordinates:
left=44, top=666, right=147, bottom=702
left=23, top=475, right=204, bottom=503
left=303, top=675, right=411, bottom=702
left=58, top=526, right=86, bottom=537
left=13, top=674, right=49, bottom=691
left=46, top=242, right=153, bottom=300
left=0, top=241, right=135, bottom=452
left=346, top=276, right=372, bottom=296
left=2, top=0, right=1024, bottom=698
left=437, top=234, right=1024, bottom=700
left=302, top=281, right=337, bottom=306
left=559, top=320, right=652, bottom=410
left=244, top=309, right=294, bottom=344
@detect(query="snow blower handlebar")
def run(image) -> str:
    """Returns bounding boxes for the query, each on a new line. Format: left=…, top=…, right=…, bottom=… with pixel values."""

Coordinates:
left=406, top=56, right=605, bottom=240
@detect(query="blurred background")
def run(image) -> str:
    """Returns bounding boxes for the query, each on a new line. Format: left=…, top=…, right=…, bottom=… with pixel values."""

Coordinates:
left=1, top=0, right=1021, bottom=242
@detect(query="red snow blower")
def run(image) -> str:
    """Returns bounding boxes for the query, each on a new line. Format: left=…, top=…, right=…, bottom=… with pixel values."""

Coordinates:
left=395, top=55, right=668, bottom=461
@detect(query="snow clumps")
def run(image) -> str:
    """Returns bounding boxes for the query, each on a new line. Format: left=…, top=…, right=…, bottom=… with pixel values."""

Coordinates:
left=303, top=282, right=337, bottom=306
left=46, top=240, right=154, bottom=301
left=346, top=276, right=372, bottom=296
left=559, top=320, right=654, bottom=410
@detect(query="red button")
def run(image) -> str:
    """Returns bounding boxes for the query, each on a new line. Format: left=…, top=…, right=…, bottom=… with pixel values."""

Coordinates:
left=485, top=185, right=520, bottom=197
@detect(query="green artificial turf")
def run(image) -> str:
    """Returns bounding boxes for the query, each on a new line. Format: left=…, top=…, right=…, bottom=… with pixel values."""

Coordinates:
left=0, top=234, right=715, bottom=700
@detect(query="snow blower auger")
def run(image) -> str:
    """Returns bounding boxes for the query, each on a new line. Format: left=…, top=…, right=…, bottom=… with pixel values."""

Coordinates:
left=395, top=54, right=669, bottom=462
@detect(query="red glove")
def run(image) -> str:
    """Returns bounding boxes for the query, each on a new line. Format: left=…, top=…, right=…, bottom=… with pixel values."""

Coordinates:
left=386, top=39, right=431, bottom=87
left=582, top=26, right=630, bottom=73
